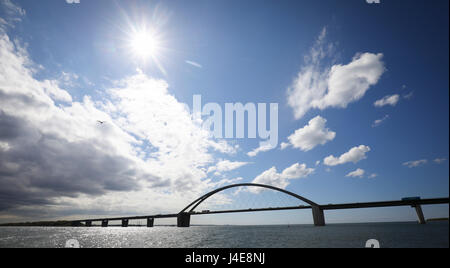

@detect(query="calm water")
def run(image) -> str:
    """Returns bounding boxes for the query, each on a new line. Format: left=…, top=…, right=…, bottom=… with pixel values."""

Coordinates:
left=0, top=222, right=447, bottom=248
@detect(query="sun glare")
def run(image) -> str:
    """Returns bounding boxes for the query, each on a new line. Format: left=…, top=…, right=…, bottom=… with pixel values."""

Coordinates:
left=129, top=30, right=161, bottom=60
left=124, top=23, right=167, bottom=74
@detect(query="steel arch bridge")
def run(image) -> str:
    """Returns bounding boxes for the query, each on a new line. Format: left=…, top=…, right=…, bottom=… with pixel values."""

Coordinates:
left=72, top=183, right=449, bottom=228
left=177, top=183, right=325, bottom=227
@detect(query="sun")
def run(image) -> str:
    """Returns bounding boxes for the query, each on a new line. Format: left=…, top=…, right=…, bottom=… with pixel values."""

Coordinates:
left=129, top=30, right=161, bottom=60
left=123, top=23, right=167, bottom=74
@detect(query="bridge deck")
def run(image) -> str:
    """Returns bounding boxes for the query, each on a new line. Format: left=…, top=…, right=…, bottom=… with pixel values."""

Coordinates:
left=79, top=214, right=179, bottom=222
left=320, top=198, right=449, bottom=210
left=77, top=197, right=449, bottom=223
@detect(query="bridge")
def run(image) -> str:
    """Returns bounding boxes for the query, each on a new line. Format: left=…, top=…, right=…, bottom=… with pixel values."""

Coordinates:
left=72, top=183, right=449, bottom=227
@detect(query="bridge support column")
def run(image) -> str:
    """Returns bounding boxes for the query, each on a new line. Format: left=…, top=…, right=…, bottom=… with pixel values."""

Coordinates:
left=312, top=206, right=325, bottom=226
left=177, top=213, right=191, bottom=227
left=85, top=221, right=92, bottom=227
left=413, top=205, right=426, bottom=224
left=147, top=218, right=154, bottom=227
left=122, top=219, right=129, bottom=227
left=101, top=220, right=108, bottom=227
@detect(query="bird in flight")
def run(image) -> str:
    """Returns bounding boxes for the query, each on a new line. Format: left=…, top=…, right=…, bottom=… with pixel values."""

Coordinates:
left=97, top=120, right=106, bottom=124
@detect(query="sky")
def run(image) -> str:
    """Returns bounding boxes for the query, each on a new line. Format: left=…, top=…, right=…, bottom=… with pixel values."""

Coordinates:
left=0, top=0, right=448, bottom=225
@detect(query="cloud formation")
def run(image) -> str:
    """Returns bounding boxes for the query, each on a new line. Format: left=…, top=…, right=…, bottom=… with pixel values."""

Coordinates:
left=324, top=145, right=371, bottom=166
left=250, top=163, right=314, bottom=192
left=1, top=0, right=26, bottom=18
left=403, top=159, right=427, bottom=168
left=0, top=28, right=237, bottom=218
left=185, top=60, right=202, bottom=68
left=0, top=32, right=148, bottom=212
left=372, top=114, right=389, bottom=127
left=283, top=116, right=336, bottom=151
left=434, top=158, right=447, bottom=164
left=287, top=28, right=385, bottom=119
left=346, top=168, right=365, bottom=178
left=207, top=160, right=250, bottom=174
left=374, top=94, right=400, bottom=107
left=247, top=143, right=273, bottom=157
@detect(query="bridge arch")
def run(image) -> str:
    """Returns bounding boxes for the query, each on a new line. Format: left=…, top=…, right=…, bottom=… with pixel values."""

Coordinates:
left=179, top=183, right=320, bottom=214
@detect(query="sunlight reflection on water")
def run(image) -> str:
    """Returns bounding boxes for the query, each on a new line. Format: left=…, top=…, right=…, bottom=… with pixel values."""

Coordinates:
left=0, top=222, right=448, bottom=248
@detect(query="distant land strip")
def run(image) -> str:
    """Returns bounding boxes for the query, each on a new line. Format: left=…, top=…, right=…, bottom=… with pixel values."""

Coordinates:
left=426, top=218, right=449, bottom=222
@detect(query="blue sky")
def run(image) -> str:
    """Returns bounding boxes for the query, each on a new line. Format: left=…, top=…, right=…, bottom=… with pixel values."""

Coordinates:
left=0, top=0, right=448, bottom=224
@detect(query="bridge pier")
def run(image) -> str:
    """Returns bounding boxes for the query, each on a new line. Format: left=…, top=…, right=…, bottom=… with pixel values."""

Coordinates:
left=312, top=206, right=325, bottom=226
left=147, top=218, right=154, bottom=227
left=177, top=213, right=191, bottom=227
left=101, top=220, right=108, bottom=227
left=413, top=205, right=426, bottom=224
left=85, top=220, right=92, bottom=227
left=122, top=219, right=129, bottom=227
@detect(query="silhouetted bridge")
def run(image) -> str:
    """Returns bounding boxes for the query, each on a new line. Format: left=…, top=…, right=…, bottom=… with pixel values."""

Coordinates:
left=72, top=183, right=449, bottom=227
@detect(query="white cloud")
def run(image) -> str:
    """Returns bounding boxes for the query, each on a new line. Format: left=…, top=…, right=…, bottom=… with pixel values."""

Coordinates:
left=1, top=0, right=26, bottom=17
left=280, top=142, right=290, bottom=150
left=434, top=158, right=447, bottom=164
left=0, top=29, right=238, bottom=218
left=315, top=160, right=321, bottom=166
left=250, top=163, right=314, bottom=193
left=287, top=28, right=385, bottom=119
left=41, top=79, right=73, bottom=102
left=403, top=159, right=427, bottom=168
left=318, top=53, right=385, bottom=109
left=0, top=17, right=9, bottom=28
left=0, top=31, right=154, bottom=212
left=284, top=116, right=335, bottom=151
left=374, top=94, right=400, bottom=107
left=251, top=167, right=287, bottom=190
left=324, top=145, right=371, bottom=166
left=207, top=160, right=250, bottom=174
left=107, top=71, right=238, bottom=192
left=346, top=168, right=365, bottom=178
left=281, top=163, right=314, bottom=179
left=0, top=141, right=10, bottom=151
left=213, top=177, right=244, bottom=188
left=247, top=143, right=274, bottom=157
left=372, top=114, right=389, bottom=127
left=59, top=71, right=79, bottom=87
left=368, top=173, right=378, bottom=179
left=403, top=91, right=414, bottom=100
left=0, top=0, right=25, bottom=31
left=185, top=60, right=202, bottom=68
